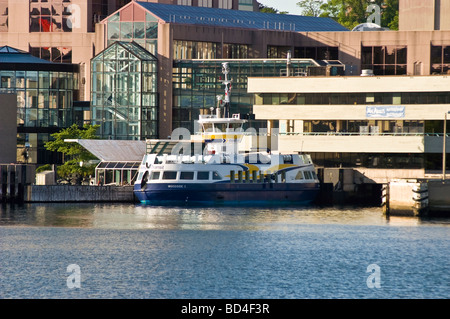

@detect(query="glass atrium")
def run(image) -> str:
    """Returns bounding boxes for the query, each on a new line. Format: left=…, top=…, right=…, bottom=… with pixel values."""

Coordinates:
left=106, top=10, right=158, bottom=56
left=172, top=59, right=344, bottom=132
left=91, top=41, right=158, bottom=140
left=0, top=46, right=79, bottom=164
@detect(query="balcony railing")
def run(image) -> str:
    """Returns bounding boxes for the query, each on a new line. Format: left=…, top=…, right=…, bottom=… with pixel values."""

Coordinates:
left=279, top=132, right=449, bottom=137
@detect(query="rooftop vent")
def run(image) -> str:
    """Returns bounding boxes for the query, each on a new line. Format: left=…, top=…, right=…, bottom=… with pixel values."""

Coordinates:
left=361, top=69, right=374, bottom=76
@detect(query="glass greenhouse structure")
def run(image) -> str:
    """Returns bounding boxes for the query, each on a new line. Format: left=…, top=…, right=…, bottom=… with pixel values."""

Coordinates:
left=91, top=41, right=158, bottom=140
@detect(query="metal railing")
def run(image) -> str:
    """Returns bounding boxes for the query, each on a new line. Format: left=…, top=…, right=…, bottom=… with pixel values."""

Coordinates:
left=278, top=132, right=449, bottom=137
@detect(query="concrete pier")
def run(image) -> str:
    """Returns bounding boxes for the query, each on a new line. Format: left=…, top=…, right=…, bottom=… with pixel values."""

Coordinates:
left=26, top=185, right=136, bottom=203
left=427, top=181, right=450, bottom=213
left=1, top=165, right=35, bottom=203
left=382, top=180, right=429, bottom=216
left=383, top=179, right=450, bottom=216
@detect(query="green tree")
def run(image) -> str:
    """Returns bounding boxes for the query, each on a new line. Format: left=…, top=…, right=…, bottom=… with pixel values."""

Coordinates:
left=258, top=4, right=288, bottom=14
left=382, top=0, right=399, bottom=30
left=297, top=0, right=324, bottom=17
left=45, top=124, right=100, bottom=180
left=319, top=0, right=399, bottom=30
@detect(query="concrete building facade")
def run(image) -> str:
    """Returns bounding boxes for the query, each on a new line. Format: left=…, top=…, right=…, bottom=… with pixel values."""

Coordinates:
left=248, top=75, right=450, bottom=179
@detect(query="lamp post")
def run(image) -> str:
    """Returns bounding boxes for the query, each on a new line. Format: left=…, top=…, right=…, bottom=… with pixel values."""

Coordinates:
left=443, top=112, right=450, bottom=181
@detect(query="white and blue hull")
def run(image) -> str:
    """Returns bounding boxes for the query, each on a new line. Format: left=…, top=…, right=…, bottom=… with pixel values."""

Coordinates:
left=134, top=153, right=321, bottom=206
left=134, top=181, right=320, bottom=205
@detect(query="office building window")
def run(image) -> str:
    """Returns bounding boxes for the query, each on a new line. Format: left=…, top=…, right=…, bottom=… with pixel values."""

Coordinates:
left=223, top=44, right=248, bottom=59
left=30, top=0, right=73, bottom=32
left=173, top=40, right=219, bottom=59
left=430, top=45, right=450, bottom=74
left=255, top=92, right=450, bottom=106
left=107, top=11, right=158, bottom=55
left=361, top=45, right=407, bottom=75
left=30, top=46, right=72, bottom=63
left=239, top=0, right=254, bottom=11
left=267, top=46, right=291, bottom=59
left=0, top=0, right=7, bottom=32
left=198, top=0, right=212, bottom=7
left=294, top=47, right=339, bottom=60
left=219, top=0, right=232, bottom=9
left=177, top=0, right=192, bottom=5
left=310, top=152, right=425, bottom=169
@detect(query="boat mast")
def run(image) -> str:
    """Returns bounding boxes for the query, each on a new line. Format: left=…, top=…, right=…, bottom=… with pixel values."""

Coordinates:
left=221, top=62, right=231, bottom=118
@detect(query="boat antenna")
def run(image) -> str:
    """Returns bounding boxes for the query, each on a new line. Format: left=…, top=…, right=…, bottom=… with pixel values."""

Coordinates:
left=221, top=62, right=231, bottom=118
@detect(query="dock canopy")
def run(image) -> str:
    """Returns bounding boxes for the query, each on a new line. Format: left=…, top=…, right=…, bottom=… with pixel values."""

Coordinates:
left=65, top=139, right=146, bottom=162
left=65, top=139, right=146, bottom=186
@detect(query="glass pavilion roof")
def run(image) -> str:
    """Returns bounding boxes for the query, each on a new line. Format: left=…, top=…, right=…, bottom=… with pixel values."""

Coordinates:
left=93, top=41, right=157, bottom=62
left=136, top=2, right=349, bottom=32
left=118, top=41, right=157, bottom=61
left=0, top=45, right=54, bottom=64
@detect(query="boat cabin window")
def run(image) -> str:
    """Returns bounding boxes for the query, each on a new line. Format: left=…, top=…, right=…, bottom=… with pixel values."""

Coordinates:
left=162, top=171, right=177, bottom=180
left=197, top=171, right=210, bottom=180
left=304, top=171, right=313, bottom=180
left=202, top=123, right=213, bottom=132
left=295, top=171, right=304, bottom=180
left=180, top=172, right=194, bottom=180
left=151, top=171, right=161, bottom=180
left=212, top=171, right=222, bottom=180
left=202, top=122, right=244, bottom=133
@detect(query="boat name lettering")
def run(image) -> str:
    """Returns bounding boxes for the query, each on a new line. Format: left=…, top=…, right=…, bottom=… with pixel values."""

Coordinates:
left=168, top=185, right=186, bottom=189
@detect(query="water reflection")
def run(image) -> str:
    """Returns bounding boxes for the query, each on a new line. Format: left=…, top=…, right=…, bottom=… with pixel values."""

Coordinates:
left=2, top=203, right=448, bottom=230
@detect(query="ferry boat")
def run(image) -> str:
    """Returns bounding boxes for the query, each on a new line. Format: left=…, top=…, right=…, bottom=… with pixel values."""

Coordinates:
left=134, top=63, right=320, bottom=205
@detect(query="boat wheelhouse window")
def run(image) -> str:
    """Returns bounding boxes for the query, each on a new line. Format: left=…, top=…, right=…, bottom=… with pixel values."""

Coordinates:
left=162, top=171, right=177, bottom=180
left=197, top=171, right=210, bottom=180
left=212, top=171, right=222, bottom=180
left=151, top=171, right=161, bottom=180
left=295, top=171, right=304, bottom=180
left=202, top=123, right=213, bottom=132
left=304, top=171, right=313, bottom=180
left=180, top=171, right=194, bottom=180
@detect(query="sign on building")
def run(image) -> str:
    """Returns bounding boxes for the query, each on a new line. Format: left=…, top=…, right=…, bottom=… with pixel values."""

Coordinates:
left=366, top=106, right=405, bottom=118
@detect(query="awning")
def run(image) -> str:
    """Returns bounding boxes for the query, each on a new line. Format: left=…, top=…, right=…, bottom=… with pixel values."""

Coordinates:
left=65, top=139, right=146, bottom=162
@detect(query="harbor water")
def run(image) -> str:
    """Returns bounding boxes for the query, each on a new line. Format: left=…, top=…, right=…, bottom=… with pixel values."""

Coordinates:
left=1, top=203, right=449, bottom=299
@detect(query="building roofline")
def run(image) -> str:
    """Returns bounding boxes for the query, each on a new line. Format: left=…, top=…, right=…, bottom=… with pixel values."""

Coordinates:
left=101, top=1, right=348, bottom=33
